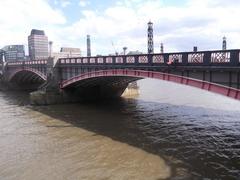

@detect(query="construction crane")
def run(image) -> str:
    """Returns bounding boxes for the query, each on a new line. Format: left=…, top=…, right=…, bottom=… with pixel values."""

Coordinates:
left=111, top=41, right=118, bottom=55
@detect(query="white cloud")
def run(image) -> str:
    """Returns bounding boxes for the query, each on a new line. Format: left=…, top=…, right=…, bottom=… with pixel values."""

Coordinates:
left=53, top=0, right=71, bottom=8
left=60, top=0, right=71, bottom=7
left=64, top=0, right=240, bottom=55
left=0, top=0, right=66, bottom=52
left=1, top=0, right=240, bottom=56
left=79, top=0, right=89, bottom=7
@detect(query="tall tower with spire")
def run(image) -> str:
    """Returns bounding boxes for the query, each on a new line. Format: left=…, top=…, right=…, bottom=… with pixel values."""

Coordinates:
left=147, top=21, right=154, bottom=54
left=160, top=43, right=164, bottom=53
left=222, top=36, right=227, bottom=50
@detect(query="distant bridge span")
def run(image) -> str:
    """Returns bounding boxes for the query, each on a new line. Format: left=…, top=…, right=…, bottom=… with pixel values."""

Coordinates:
left=2, top=60, right=48, bottom=90
left=8, top=67, right=47, bottom=82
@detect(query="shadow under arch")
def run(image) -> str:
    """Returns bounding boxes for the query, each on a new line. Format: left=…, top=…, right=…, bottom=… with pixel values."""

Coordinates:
left=8, top=69, right=46, bottom=90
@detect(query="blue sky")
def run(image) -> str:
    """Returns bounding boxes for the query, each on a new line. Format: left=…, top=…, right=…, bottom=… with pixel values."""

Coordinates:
left=49, top=0, right=188, bottom=24
left=48, top=0, right=110, bottom=24
left=0, top=0, right=240, bottom=56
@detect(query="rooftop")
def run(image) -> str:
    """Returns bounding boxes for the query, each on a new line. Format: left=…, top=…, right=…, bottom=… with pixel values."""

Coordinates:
left=30, top=29, right=45, bottom=36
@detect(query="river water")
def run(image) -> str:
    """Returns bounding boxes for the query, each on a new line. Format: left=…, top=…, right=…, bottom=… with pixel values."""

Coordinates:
left=0, top=79, right=240, bottom=180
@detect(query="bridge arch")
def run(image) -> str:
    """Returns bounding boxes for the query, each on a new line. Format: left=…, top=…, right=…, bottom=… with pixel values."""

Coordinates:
left=8, top=67, right=47, bottom=90
left=61, top=69, right=240, bottom=100
left=9, top=67, right=46, bottom=82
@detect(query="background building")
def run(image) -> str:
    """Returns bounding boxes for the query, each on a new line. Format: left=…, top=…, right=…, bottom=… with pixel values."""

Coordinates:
left=87, top=35, right=91, bottom=57
left=127, top=50, right=143, bottom=55
left=60, top=47, right=81, bottom=56
left=28, top=29, right=48, bottom=60
left=0, top=49, right=5, bottom=63
left=1, top=45, right=25, bottom=62
left=52, top=47, right=81, bottom=59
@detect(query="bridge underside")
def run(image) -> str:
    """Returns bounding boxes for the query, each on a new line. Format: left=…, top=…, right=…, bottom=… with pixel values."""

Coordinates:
left=63, top=76, right=141, bottom=100
left=61, top=69, right=240, bottom=100
left=9, top=71, right=46, bottom=90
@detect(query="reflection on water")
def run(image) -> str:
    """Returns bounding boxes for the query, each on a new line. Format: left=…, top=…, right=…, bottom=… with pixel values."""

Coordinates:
left=0, top=79, right=240, bottom=179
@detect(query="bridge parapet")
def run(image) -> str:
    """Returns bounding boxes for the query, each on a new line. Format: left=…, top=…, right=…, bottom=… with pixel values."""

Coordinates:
left=7, top=59, right=47, bottom=66
left=57, top=49, right=240, bottom=67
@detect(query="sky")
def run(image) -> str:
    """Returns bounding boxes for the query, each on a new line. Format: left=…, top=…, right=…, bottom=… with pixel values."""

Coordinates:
left=0, top=0, right=240, bottom=56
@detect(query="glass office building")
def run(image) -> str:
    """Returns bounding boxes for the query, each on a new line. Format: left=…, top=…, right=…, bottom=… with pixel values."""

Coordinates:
left=28, top=29, right=48, bottom=60
left=2, top=45, right=25, bottom=62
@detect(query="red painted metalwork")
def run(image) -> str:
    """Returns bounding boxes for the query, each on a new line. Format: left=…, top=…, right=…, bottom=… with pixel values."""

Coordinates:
left=8, top=67, right=47, bottom=81
left=61, top=69, right=240, bottom=101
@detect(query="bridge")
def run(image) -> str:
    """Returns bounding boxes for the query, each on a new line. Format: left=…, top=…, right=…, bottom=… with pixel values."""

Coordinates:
left=1, top=49, right=240, bottom=103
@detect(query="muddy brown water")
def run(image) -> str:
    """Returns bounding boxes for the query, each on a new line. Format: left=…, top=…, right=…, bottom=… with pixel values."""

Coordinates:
left=0, top=79, right=240, bottom=179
